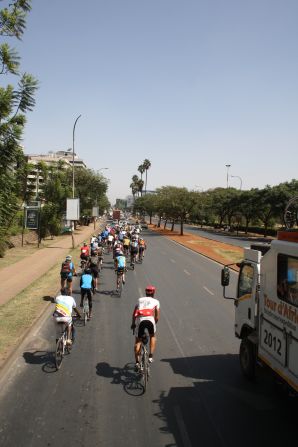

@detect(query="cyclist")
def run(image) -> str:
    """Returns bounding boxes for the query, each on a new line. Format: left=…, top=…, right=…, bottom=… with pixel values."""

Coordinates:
left=130, top=236, right=139, bottom=266
left=138, top=237, right=147, bottom=261
left=131, top=285, right=160, bottom=371
left=53, top=288, right=81, bottom=345
left=97, top=242, right=104, bottom=270
left=80, top=242, right=90, bottom=268
left=123, top=235, right=130, bottom=256
left=60, top=255, right=76, bottom=295
left=89, top=253, right=100, bottom=292
left=113, top=239, right=123, bottom=259
left=114, top=251, right=127, bottom=287
left=107, top=232, right=114, bottom=252
left=80, top=268, right=94, bottom=319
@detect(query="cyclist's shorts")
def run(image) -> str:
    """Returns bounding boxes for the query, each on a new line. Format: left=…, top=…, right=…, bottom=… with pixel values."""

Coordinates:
left=117, top=267, right=125, bottom=275
left=80, top=254, right=88, bottom=260
left=130, top=247, right=138, bottom=255
left=139, top=246, right=145, bottom=252
left=137, top=320, right=155, bottom=338
left=53, top=316, right=72, bottom=325
left=91, top=267, right=99, bottom=278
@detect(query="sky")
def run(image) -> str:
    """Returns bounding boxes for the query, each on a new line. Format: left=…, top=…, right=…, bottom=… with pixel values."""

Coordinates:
left=10, top=0, right=298, bottom=205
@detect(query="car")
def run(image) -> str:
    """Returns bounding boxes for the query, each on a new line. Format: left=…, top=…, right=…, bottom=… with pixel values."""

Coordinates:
left=141, top=222, right=148, bottom=229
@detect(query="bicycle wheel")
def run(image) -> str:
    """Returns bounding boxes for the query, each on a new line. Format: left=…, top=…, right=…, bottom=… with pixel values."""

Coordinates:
left=55, top=338, right=64, bottom=370
left=141, top=349, right=149, bottom=392
left=83, top=299, right=89, bottom=325
left=118, top=276, right=123, bottom=297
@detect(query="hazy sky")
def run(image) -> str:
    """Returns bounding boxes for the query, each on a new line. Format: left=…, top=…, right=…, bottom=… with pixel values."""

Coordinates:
left=14, top=0, right=298, bottom=204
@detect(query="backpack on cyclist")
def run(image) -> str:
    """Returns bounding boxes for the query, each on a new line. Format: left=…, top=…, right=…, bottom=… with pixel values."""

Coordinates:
left=60, top=260, right=71, bottom=279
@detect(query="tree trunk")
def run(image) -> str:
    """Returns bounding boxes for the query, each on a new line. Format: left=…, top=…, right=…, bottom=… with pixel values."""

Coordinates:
left=180, top=218, right=184, bottom=235
left=171, top=220, right=175, bottom=231
left=164, top=219, right=167, bottom=229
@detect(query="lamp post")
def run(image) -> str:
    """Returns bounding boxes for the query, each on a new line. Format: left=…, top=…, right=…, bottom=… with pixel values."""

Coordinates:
left=230, top=175, right=243, bottom=190
left=72, top=114, right=82, bottom=198
left=225, top=164, right=231, bottom=188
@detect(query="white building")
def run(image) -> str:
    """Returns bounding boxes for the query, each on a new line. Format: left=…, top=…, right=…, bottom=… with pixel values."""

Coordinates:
left=25, top=150, right=86, bottom=197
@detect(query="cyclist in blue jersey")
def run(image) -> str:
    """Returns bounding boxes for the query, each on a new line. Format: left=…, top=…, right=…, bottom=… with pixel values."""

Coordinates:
left=114, top=251, right=127, bottom=286
left=80, top=268, right=95, bottom=319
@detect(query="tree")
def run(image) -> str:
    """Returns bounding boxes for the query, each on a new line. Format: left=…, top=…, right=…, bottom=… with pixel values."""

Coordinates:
left=138, top=163, right=145, bottom=195
left=0, top=0, right=38, bottom=256
left=143, top=158, right=151, bottom=194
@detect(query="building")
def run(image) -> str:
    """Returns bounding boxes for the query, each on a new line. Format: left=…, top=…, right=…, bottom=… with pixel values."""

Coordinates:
left=25, top=150, right=86, bottom=198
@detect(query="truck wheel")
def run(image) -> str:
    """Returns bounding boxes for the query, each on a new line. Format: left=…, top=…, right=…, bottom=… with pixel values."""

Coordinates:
left=239, top=338, right=256, bottom=379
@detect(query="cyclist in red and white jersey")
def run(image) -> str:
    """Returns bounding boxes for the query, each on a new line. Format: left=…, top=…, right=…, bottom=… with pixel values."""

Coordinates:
left=131, top=285, right=160, bottom=371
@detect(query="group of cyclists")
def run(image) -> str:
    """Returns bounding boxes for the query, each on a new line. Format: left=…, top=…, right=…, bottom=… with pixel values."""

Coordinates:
left=54, top=219, right=160, bottom=371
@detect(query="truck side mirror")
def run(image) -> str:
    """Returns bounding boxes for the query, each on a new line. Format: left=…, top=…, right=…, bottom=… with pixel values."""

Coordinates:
left=221, top=266, right=230, bottom=286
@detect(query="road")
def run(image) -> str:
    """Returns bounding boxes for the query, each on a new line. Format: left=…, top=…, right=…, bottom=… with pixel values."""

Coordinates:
left=0, top=230, right=296, bottom=447
left=153, top=218, right=272, bottom=248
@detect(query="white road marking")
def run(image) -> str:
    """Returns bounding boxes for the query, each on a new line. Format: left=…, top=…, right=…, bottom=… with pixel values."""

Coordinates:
left=203, top=286, right=214, bottom=295
left=184, top=269, right=191, bottom=276
left=170, top=258, right=176, bottom=263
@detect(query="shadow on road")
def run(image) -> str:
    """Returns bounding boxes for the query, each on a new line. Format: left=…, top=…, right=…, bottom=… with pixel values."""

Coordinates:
left=42, top=295, right=54, bottom=303
left=154, top=353, right=297, bottom=447
left=23, top=350, right=56, bottom=374
left=96, top=362, right=144, bottom=396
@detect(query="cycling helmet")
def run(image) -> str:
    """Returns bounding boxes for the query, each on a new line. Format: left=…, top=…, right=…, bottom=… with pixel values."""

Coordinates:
left=145, top=285, right=156, bottom=297
left=85, top=268, right=92, bottom=274
left=66, top=255, right=72, bottom=261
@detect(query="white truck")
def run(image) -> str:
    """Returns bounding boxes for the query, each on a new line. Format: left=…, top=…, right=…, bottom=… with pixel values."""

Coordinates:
left=221, top=230, right=298, bottom=393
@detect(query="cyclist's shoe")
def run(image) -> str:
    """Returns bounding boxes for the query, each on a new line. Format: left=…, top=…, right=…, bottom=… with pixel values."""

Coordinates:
left=134, top=362, right=141, bottom=372
left=149, top=355, right=154, bottom=363
left=122, top=279, right=125, bottom=285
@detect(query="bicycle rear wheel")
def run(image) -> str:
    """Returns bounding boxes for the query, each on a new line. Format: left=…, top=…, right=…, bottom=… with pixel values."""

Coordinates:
left=55, top=338, right=63, bottom=370
left=83, top=299, right=89, bottom=325
left=141, top=349, right=149, bottom=392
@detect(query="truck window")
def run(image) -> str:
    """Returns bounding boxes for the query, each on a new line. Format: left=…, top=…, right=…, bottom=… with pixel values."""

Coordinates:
left=238, top=264, right=254, bottom=298
left=277, top=254, right=298, bottom=306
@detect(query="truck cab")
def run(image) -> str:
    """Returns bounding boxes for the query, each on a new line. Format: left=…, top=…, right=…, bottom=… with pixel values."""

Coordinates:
left=221, top=230, right=298, bottom=393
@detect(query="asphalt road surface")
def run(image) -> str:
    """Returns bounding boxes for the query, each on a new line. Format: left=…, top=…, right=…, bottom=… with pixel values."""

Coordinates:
left=0, top=230, right=296, bottom=447
left=153, top=219, right=272, bottom=248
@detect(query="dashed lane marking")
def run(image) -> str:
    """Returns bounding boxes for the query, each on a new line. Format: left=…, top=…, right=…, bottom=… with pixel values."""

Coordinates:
left=203, top=286, right=214, bottom=295
left=184, top=269, right=191, bottom=276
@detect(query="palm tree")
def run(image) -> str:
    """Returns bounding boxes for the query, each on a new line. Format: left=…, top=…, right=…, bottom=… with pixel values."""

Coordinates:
left=143, top=159, right=151, bottom=194
left=138, top=164, right=145, bottom=196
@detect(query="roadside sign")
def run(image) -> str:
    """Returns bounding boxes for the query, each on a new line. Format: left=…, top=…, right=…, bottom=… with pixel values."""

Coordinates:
left=25, top=208, right=39, bottom=229
left=67, top=198, right=80, bottom=220
left=92, top=206, right=99, bottom=217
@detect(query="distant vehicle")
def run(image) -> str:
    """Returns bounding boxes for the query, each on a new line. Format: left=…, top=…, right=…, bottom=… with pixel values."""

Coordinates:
left=141, top=222, right=148, bottom=229
left=61, top=225, right=72, bottom=234
left=113, top=209, right=121, bottom=221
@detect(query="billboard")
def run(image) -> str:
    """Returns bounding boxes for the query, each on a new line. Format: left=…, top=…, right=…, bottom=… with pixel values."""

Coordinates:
left=92, top=206, right=99, bottom=217
left=26, top=208, right=39, bottom=229
left=66, top=198, right=80, bottom=220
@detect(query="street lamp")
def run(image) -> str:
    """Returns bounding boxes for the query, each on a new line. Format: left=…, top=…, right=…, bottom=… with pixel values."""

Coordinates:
left=225, top=164, right=231, bottom=188
left=72, top=114, right=82, bottom=198
left=230, top=175, right=243, bottom=190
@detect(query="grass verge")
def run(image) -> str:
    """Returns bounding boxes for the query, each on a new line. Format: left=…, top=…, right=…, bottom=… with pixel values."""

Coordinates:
left=0, top=245, right=81, bottom=369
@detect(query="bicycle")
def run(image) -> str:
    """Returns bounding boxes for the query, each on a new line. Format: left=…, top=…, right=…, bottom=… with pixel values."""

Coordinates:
left=130, top=252, right=137, bottom=270
left=116, top=268, right=125, bottom=297
left=82, top=294, right=90, bottom=325
left=134, top=330, right=150, bottom=392
left=55, top=319, right=76, bottom=370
